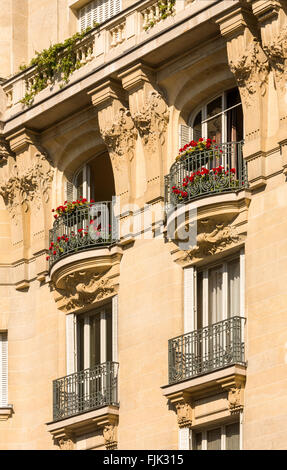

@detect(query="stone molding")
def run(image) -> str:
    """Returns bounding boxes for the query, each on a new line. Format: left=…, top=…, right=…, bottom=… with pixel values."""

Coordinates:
left=46, top=405, right=119, bottom=450
left=166, top=192, right=250, bottom=268
left=0, top=137, right=14, bottom=166
left=162, top=365, right=246, bottom=429
left=50, top=247, right=122, bottom=313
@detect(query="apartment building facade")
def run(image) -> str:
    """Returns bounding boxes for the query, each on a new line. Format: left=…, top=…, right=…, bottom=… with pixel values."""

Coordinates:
left=0, top=0, right=286, bottom=450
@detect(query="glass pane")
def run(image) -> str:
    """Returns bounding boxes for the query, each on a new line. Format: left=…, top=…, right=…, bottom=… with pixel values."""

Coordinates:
left=76, top=169, right=84, bottom=200
left=90, top=314, right=101, bottom=367
left=207, top=427, right=221, bottom=450
left=207, top=97, right=222, bottom=143
left=194, top=432, right=202, bottom=450
left=226, top=423, right=240, bottom=450
left=226, top=88, right=241, bottom=109
left=208, top=265, right=223, bottom=324
left=228, top=259, right=240, bottom=317
left=193, top=111, right=202, bottom=141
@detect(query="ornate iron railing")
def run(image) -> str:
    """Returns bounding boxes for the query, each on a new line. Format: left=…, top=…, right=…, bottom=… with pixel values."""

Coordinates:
left=165, top=141, right=248, bottom=206
left=168, top=316, right=246, bottom=385
left=48, top=200, right=118, bottom=268
left=53, top=361, right=119, bottom=421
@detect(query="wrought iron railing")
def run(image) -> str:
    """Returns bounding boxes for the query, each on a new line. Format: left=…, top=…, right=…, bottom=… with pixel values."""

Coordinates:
left=168, top=316, right=246, bottom=385
left=165, top=141, right=248, bottom=206
left=48, top=200, right=118, bottom=268
left=53, top=361, right=119, bottom=421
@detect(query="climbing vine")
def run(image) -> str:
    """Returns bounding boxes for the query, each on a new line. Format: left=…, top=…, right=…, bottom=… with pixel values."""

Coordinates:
left=20, top=24, right=99, bottom=106
left=144, top=0, right=176, bottom=31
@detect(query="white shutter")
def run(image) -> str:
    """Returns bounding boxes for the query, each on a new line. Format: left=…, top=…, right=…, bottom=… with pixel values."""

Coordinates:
left=79, top=0, right=122, bottom=31
left=65, top=181, right=75, bottom=203
left=184, top=266, right=195, bottom=334
left=0, top=332, right=8, bottom=407
left=179, top=428, right=190, bottom=450
left=66, top=315, right=76, bottom=375
left=179, top=124, right=192, bottom=150
left=112, top=295, right=118, bottom=362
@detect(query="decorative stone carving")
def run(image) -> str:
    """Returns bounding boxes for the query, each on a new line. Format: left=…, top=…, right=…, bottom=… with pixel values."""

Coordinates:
left=132, top=91, right=169, bottom=152
left=185, top=219, right=239, bottom=260
left=262, top=27, right=287, bottom=91
left=228, top=387, right=243, bottom=413
left=103, top=424, right=117, bottom=450
left=229, top=39, right=270, bottom=107
left=175, top=402, right=193, bottom=428
left=101, top=107, right=137, bottom=164
left=0, top=137, right=14, bottom=166
left=58, top=437, right=74, bottom=450
left=0, top=152, right=54, bottom=220
left=57, top=269, right=115, bottom=312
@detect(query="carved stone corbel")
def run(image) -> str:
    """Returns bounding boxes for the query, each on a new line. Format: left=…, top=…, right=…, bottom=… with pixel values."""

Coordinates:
left=216, top=6, right=269, bottom=159
left=88, top=79, right=137, bottom=202
left=119, top=63, right=169, bottom=202
left=168, top=391, right=193, bottom=429
left=57, top=436, right=75, bottom=451
left=103, top=424, right=118, bottom=450
left=0, top=136, right=14, bottom=166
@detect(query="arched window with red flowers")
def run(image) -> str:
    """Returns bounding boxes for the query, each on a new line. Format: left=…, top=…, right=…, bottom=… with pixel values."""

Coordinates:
left=179, top=88, right=243, bottom=149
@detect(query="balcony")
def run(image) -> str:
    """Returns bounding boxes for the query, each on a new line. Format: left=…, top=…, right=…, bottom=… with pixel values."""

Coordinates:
left=1, top=0, right=228, bottom=131
left=168, top=316, right=246, bottom=386
left=52, top=361, right=119, bottom=422
left=165, top=141, right=248, bottom=208
left=48, top=201, right=118, bottom=269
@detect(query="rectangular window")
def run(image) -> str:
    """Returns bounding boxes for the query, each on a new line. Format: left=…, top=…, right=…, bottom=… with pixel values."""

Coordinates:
left=193, top=422, right=240, bottom=450
left=79, top=0, right=122, bottom=31
left=77, top=303, right=114, bottom=371
left=196, top=255, right=241, bottom=329
left=0, top=332, right=8, bottom=407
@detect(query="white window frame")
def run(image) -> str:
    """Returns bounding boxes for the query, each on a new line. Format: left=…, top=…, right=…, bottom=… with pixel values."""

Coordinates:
left=66, top=296, right=118, bottom=376
left=191, top=421, right=241, bottom=450
left=184, top=249, right=245, bottom=334
left=189, top=91, right=242, bottom=142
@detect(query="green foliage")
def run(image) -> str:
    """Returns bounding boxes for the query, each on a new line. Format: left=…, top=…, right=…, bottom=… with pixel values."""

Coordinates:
left=144, top=0, right=176, bottom=31
left=20, top=24, right=100, bottom=106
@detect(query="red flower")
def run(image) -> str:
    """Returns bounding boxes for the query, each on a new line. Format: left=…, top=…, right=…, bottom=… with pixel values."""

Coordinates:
left=53, top=250, right=57, bottom=255
left=46, top=256, right=50, bottom=260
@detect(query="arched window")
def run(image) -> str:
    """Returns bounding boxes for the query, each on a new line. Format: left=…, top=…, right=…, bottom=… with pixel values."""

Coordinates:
left=179, top=88, right=243, bottom=148
left=66, top=151, right=115, bottom=203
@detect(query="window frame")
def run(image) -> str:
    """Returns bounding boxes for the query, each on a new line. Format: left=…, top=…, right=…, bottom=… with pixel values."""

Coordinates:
left=191, top=420, right=241, bottom=450
left=0, top=331, right=8, bottom=408
left=184, top=249, right=245, bottom=335
left=188, top=89, right=243, bottom=143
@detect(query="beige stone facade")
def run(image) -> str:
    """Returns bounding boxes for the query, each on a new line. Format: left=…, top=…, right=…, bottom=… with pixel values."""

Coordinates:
left=0, top=0, right=287, bottom=450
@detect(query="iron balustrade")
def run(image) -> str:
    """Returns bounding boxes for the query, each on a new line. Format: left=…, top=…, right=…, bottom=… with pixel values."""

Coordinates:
left=53, top=361, right=119, bottom=421
left=165, top=141, right=248, bottom=206
left=48, top=200, right=118, bottom=268
left=168, top=316, right=246, bottom=385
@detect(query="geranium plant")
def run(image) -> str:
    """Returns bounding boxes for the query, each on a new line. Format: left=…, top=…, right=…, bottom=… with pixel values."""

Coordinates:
left=52, top=196, right=95, bottom=219
left=46, top=220, right=112, bottom=261
left=172, top=166, right=238, bottom=202
left=176, top=138, right=221, bottom=163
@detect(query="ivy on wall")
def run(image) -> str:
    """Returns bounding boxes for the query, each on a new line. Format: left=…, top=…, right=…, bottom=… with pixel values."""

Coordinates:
left=20, top=25, right=99, bottom=106
left=144, top=0, right=176, bottom=31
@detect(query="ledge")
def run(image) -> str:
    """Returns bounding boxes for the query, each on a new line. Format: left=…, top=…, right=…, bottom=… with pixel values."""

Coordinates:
left=0, top=405, right=14, bottom=421
left=46, top=405, right=119, bottom=450
left=161, top=364, right=247, bottom=400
